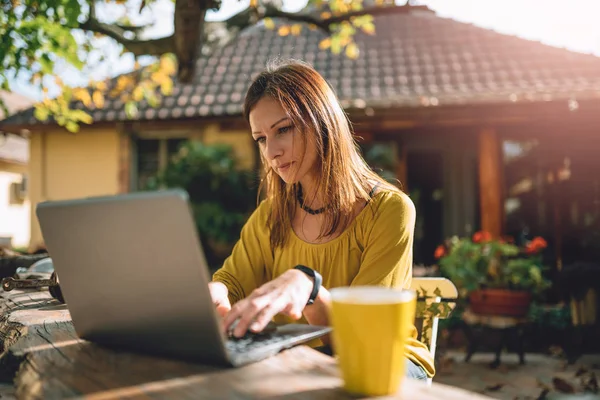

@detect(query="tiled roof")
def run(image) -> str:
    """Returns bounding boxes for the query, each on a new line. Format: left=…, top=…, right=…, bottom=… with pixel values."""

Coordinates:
left=5, top=7, right=600, bottom=127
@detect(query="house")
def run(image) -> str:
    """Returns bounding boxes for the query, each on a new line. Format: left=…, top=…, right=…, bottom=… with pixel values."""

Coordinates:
left=0, top=91, right=33, bottom=249
left=2, top=5, right=600, bottom=266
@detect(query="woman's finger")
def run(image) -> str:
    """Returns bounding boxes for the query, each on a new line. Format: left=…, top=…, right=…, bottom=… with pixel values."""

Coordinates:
left=215, top=303, right=230, bottom=317
left=230, top=294, right=272, bottom=337
left=280, top=293, right=304, bottom=320
left=248, top=295, right=289, bottom=333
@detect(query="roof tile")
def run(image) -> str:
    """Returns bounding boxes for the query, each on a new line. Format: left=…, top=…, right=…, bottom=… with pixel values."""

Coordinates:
left=5, top=9, right=600, bottom=127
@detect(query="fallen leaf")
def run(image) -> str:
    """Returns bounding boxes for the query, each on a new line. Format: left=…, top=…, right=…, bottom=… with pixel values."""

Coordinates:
left=484, top=383, right=503, bottom=392
left=559, top=360, right=569, bottom=371
left=552, top=376, right=576, bottom=393
left=536, top=388, right=549, bottom=400
left=548, top=345, right=565, bottom=358
left=439, top=355, right=454, bottom=370
left=536, top=378, right=552, bottom=391
left=497, top=365, right=510, bottom=374
left=583, top=372, right=599, bottom=393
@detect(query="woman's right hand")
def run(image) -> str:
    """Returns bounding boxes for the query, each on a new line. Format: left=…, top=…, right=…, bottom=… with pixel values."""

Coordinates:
left=208, top=281, right=231, bottom=317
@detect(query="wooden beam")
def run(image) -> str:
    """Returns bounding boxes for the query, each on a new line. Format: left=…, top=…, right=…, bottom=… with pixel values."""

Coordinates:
left=117, top=124, right=132, bottom=194
left=478, top=128, right=503, bottom=238
left=396, top=142, right=408, bottom=192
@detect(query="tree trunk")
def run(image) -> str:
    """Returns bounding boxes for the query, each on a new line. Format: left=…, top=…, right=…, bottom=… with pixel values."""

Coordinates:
left=174, top=0, right=209, bottom=83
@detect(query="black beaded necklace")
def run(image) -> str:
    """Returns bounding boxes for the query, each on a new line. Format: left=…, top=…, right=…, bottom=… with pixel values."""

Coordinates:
left=296, top=184, right=328, bottom=215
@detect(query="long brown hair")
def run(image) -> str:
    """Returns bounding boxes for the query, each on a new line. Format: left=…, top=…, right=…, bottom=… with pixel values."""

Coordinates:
left=243, top=59, right=400, bottom=249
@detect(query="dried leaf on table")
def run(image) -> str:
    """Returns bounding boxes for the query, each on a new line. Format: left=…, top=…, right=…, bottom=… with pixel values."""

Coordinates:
left=552, top=376, right=576, bottom=393
left=484, top=383, right=503, bottom=392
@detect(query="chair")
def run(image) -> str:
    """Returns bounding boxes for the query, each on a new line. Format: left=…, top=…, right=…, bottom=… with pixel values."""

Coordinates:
left=410, top=277, right=458, bottom=386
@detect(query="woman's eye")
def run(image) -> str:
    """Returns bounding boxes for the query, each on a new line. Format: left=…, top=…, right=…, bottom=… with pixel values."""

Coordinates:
left=255, top=137, right=266, bottom=144
left=278, top=126, right=293, bottom=134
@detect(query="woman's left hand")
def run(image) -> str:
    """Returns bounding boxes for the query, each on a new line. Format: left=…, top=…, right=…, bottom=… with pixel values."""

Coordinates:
left=222, top=269, right=314, bottom=337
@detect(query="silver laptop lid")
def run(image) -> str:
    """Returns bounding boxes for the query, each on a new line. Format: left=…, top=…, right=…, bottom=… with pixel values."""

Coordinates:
left=36, top=189, right=229, bottom=365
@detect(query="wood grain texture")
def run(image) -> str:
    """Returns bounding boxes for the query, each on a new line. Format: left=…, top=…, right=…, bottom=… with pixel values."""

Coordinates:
left=0, top=289, right=493, bottom=400
left=478, top=127, right=504, bottom=238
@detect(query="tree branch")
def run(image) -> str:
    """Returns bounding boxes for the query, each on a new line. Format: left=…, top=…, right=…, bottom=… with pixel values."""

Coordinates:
left=79, top=17, right=174, bottom=57
left=260, top=7, right=329, bottom=31
left=258, top=3, right=432, bottom=32
left=325, top=4, right=431, bottom=25
left=75, top=2, right=430, bottom=77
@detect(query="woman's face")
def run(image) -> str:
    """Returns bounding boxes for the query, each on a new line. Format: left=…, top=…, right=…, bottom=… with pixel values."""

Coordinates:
left=249, top=96, right=318, bottom=184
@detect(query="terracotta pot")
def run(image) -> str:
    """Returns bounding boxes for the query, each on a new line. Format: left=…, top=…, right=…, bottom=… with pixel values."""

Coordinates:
left=469, top=289, right=532, bottom=317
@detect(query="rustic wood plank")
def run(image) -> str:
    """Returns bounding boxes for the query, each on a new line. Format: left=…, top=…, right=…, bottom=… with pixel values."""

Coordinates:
left=0, top=290, right=493, bottom=400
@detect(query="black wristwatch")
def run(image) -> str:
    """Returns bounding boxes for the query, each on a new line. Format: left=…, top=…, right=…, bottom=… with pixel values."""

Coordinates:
left=293, top=265, right=322, bottom=305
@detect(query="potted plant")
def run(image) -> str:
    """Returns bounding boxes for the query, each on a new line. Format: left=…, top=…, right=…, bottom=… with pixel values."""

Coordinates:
left=435, top=232, right=551, bottom=317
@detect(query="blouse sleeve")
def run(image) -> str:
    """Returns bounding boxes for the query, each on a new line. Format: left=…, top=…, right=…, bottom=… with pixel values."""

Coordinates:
left=351, top=191, right=416, bottom=289
left=212, top=200, right=273, bottom=304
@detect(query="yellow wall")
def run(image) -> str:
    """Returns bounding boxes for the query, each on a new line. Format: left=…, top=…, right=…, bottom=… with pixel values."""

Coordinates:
left=203, top=124, right=256, bottom=170
left=28, top=129, right=120, bottom=248
left=26, top=122, right=255, bottom=249
left=0, top=162, right=29, bottom=248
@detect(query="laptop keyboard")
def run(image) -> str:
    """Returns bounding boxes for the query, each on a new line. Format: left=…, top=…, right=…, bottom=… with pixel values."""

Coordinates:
left=225, top=331, right=297, bottom=354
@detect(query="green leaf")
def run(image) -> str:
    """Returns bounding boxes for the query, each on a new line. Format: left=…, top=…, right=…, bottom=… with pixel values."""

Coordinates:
left=65, top=120, right=79, bottom=133
left=331, top=35, right=342, bottom=55
left=70, top=109, right=93, bottom=124
left=39, top=54, right=54, bottom=74
left=125, top=101, right=138, bottom=118
left=34, top=105, right=49, bottom=121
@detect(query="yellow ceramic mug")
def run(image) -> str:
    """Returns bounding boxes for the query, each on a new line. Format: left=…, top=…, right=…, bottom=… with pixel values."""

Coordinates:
left=329, top=286, right=417, bottom=396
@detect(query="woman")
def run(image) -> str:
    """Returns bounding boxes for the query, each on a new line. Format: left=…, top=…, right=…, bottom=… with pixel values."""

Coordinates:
left=209, top=60, right=433, bottom=380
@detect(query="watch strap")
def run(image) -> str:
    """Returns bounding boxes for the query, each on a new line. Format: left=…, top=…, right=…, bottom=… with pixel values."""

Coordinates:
left=293, top=265, right=322, bottom=305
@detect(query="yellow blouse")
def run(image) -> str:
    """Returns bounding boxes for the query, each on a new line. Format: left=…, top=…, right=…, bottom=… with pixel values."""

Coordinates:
left=212, top=189, right=435, bottom=377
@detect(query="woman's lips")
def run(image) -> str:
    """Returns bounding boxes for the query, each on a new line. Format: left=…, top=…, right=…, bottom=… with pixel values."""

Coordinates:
left=277, top=162, right=293, bottom=172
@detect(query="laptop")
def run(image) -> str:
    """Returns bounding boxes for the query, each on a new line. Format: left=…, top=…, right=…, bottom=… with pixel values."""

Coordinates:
left=36, top=189, right=331, bottom=367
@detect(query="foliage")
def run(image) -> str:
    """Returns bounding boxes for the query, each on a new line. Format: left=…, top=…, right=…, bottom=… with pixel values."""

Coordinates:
left=527, top=302, right=571, bottom=330
left=1, top=0, right=177, bottom=132
left=1, top=0, right=418, bottom=131
left=362, top=142, right=397, bottom=183
left=436, top=232, right=552, bottom=298
left=413, top=285, right=455, bottom=346
left=145, top=141, right=258, bottom=246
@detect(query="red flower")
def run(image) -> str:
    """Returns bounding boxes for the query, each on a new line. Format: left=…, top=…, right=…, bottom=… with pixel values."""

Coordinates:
left=472, top=231, right=492, bottom=243
left=434, top=245, right=446, bottom=259
left=525, top=236, right=547, bottom=254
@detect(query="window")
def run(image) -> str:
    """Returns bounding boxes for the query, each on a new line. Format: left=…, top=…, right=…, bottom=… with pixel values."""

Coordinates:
left=135, top=138, right=186, bottom=190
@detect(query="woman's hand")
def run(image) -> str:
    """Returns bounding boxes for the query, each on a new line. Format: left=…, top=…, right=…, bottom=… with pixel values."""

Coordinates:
left=208, top=281, right=232, bottom=317
left=223, top=269, right=314, bottom=337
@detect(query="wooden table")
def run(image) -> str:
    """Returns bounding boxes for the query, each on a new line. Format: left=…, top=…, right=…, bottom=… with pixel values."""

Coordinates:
left=0, top=289, right=493, bottom=400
